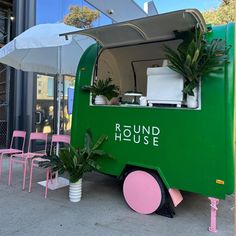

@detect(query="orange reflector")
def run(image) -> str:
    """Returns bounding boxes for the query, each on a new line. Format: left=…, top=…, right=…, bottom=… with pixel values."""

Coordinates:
left=216, top=179, right=224, bottom=185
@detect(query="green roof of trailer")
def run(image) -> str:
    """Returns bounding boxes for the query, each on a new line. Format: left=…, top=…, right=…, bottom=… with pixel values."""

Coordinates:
left=61, top=9, right=206, bottom=48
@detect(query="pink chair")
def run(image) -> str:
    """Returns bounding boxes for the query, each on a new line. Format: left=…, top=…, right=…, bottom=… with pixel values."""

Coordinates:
left=29, top=134, right=70, bottom=198
left=0, top=130, right=26, bottom=178
left=8, top=132, right=48, bottom=190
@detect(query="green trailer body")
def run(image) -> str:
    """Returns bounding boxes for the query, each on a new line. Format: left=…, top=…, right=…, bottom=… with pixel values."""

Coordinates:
left=69, top=10, right=234, bottom=200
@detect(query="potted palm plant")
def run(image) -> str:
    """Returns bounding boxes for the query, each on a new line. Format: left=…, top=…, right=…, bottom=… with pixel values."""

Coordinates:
left=39, top=129, right=112, bottom=202
left=164, top=27, right=230, bottom=108
left=82, top=77, right=119, bottom=105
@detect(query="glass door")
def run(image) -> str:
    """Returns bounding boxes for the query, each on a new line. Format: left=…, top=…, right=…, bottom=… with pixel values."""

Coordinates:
left=35, top=74, right=75, bottom=136
left=35, top=74, right=56, bottom=135
left=59, top=75, right=75, bottom=135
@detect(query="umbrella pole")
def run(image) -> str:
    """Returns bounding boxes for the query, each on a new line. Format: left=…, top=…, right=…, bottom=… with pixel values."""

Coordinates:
left=54, top=46, right=63, bottom=184
left=57, top=74, right=62, bottom=137
left=55, top=73, right=63, bottom=183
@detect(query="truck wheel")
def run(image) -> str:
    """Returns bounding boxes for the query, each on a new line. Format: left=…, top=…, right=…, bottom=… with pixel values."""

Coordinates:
left=123, top=170, right=165, bottom=214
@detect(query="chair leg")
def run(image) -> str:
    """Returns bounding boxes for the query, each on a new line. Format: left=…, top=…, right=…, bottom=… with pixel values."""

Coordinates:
left=22, top=161, right=27, bottom=190
left=8, top=158, right=13, bottom=186
left=29, top=161, right=34, bottom=193
left=45, top=168, right=49, bottom=198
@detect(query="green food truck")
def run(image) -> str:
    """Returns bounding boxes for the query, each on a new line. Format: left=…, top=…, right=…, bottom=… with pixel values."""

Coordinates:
left=63, top=9, right=234, bottom=232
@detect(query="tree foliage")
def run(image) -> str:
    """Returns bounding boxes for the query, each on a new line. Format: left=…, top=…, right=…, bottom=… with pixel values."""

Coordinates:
left=202, top=0, right=235, bottom=25
left=64, top=6, right=100, bottom=28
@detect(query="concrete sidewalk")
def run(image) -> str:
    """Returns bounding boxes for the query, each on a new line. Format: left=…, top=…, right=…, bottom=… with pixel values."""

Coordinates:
left=0, top=161, right=234, bottom=236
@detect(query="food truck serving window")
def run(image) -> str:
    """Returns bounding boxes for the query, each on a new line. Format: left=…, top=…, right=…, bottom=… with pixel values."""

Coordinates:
left=61, top=9, right=206, bottom=110
left=95, top=40, right=201, bottom=109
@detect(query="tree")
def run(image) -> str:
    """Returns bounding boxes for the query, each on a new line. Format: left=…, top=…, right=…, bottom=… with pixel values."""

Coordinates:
left=64, top=6, right=100, bottom=29
left=202, top=0, right=235, bottom=25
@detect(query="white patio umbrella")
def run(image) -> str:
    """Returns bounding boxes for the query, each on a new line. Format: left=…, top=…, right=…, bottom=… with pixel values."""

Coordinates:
left=0, top=23, right=95, bottom=190
left=0, top=23, right=95, bottom=135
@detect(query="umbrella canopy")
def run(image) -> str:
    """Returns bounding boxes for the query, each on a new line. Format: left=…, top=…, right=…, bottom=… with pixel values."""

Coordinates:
left=0, top=23, right=95, bottom=136
left=0, top=23, right=95, bottom=76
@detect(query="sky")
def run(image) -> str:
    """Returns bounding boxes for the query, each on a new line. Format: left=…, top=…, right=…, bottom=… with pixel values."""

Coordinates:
left=36, top=0, right=221, bottom=25
left=136, top=0, right=221, bottom=13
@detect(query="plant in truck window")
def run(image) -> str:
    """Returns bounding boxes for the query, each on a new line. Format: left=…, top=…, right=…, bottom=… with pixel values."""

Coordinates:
left=164, top=27, right=230, bottom=108
left=82, top=77, right=119, bottom=105
left=39, top=129, right=113, bottom=202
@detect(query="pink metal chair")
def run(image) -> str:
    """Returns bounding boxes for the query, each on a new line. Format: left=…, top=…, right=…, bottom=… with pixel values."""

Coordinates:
left=29, top=134, right=70, bottom=198
left=0, top=130, right=26, bottom=178
left=8, top=132, right=48, bottom=190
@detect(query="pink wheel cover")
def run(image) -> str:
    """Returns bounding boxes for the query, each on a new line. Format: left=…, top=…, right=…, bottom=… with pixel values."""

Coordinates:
left=123, top=170, right=162, bottom=214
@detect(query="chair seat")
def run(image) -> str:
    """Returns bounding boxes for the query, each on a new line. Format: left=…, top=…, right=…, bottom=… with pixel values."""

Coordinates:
left=0, top=149, right=22, bottom=155
left=12, top=152, right=45, bottom=160
left=33, top=157, right=49, bottom=162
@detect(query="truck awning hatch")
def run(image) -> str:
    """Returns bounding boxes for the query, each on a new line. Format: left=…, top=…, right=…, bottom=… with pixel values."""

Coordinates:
left=61, top=9, right=206, bottom=48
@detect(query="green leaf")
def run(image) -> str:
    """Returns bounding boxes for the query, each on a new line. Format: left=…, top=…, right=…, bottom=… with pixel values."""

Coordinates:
left=84, top=129, right=93, bottom=154
left=87, top=159, right=100, bottom=170
left=92, top=149, right=107, bottom=156
left=92, top=134, right=107, bottom=151
left=81, top=85, right=93, bottom=91
left=185, top=54, right=192, bottom=67
left=192, top=49, right=200, bottom=64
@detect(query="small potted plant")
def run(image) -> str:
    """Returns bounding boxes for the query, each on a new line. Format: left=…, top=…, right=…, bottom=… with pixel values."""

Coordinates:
left=39, top=129, right=113, bottom=202
left=164, top=27, right=230, bottom=108
left=82, top=77, right=119, bottom=105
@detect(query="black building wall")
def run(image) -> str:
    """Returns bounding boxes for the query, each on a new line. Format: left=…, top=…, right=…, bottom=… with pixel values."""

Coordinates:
left=8, top=0, right=36, bottom=145
left=0, top=0, right=13, bottom=147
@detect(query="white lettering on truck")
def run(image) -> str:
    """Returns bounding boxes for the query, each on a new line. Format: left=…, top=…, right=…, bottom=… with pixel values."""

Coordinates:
left=114, top=123, right=160, bottom=147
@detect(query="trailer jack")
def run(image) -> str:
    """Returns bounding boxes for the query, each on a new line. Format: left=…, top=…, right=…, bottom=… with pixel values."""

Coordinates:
left=208, top=197, right=219, bottom=233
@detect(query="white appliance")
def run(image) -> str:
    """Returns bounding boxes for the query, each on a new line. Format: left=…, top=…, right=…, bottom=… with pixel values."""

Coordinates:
left=146, top=67, right=184, bottom=107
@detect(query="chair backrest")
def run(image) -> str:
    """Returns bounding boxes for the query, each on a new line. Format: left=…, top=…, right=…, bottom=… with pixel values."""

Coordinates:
left=28, top=132, right=48, bottom=154
left=10, top=130, right=27, bottom=151
left=50, top=134, right=70, bottom=154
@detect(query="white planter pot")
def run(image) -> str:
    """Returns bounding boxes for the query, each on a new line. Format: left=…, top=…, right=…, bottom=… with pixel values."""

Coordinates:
left=69, top=179, right=82, bottom=203
left=95, top=95, right=107, bottom=105
left=187, top=88, right=198, bottom=108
